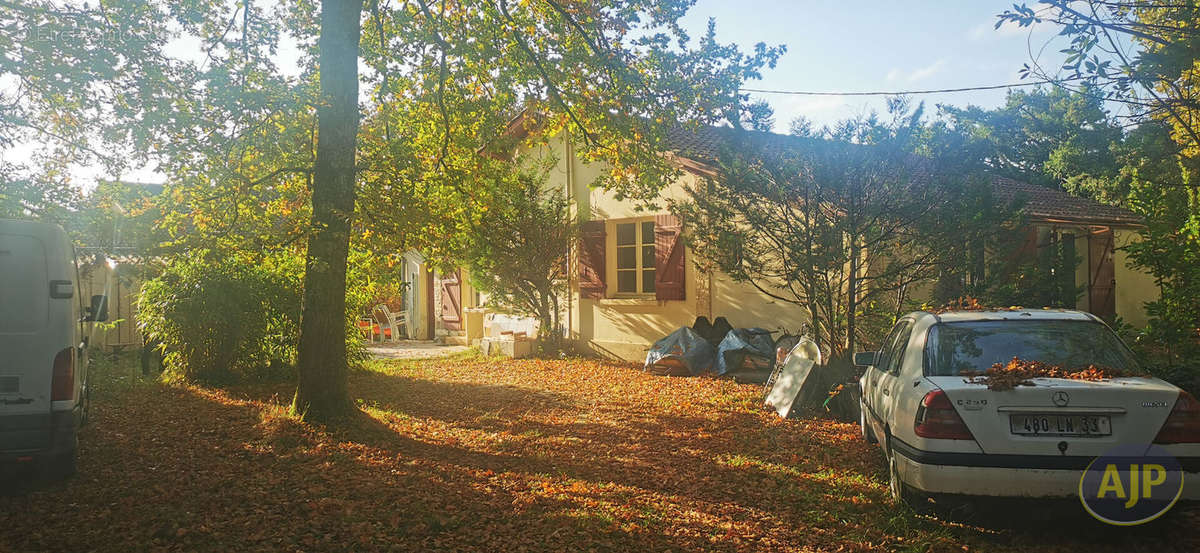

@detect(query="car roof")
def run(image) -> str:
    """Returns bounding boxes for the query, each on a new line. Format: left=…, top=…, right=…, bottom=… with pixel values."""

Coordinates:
left=909, top=309, right=1101, bottom=324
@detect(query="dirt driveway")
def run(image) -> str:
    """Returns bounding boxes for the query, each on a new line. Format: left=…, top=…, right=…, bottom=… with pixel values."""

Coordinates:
left=365, top=340, right=471, bottom=360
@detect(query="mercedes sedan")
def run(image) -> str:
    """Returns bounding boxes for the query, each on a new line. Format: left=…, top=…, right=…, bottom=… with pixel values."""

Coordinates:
left=857, top=309, right=1200, bottom=505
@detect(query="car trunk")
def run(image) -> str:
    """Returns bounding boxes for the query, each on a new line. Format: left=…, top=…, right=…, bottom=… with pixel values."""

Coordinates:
left=929, top=376, right=1180, bottom=457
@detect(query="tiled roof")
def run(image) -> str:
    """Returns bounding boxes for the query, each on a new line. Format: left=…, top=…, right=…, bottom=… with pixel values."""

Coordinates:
left=989, top=177, right=1141, bottom=226
left=665, top=125, right=1142, bottom=227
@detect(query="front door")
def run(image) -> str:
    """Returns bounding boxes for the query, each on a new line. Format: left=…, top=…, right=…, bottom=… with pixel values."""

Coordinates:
left=440, top=270, right=463, bottom=331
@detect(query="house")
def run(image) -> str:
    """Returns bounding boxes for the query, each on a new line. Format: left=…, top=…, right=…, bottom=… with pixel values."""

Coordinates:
left=424, top=120, right=1159, bottom=361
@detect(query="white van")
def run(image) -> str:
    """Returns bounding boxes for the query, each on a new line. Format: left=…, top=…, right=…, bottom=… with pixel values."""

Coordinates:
left=1, top=218, right=102, bottom=478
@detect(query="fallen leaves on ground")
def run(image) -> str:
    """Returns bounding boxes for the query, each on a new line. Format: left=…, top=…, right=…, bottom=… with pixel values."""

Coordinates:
left=2, top=352, right=1195, bottom=552
left=962, top=357, right=1148, bottom=391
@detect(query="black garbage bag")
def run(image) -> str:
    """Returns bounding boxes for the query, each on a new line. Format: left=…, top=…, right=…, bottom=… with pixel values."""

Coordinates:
left=644, top=327, right=716, bottom=376
left=708, top=317, right=734, bottom=347
left=715, top=327, right=775, bottom=381
left=692, top=316, right=713, bottom=342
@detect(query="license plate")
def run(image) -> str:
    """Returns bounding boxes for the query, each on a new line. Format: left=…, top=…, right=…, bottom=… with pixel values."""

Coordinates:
left=1009, top=414, right=1111, bottom=437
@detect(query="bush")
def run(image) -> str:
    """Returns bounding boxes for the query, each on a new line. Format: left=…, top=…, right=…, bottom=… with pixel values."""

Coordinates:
left=138, top=253, right=302, bottom=383
left=1116, top=318, right=1200, bottom=397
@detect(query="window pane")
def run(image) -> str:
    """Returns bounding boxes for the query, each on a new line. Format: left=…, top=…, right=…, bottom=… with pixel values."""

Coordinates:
left=617, top=246, right=636, bottom=269
left=617, top=270, right=637, bottom=293
left=641, top=221, right=655, bottom=245
left=616, top=223, right=636, bottom=246
left=643, top=270, right=656, bottom=293
left=642, top=245, right=656, bottom=269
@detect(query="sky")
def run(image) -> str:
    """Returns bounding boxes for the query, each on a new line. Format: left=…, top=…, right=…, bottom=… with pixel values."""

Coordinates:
left=678, top=0, right=1070, bottom=130
left=9, top=0, right=1078, bottom=189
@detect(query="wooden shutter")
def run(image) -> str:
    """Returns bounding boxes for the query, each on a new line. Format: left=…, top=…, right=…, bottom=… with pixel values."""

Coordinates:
left=654, top=214, right=686, bottom=301
left=1087, top=228, right=1116, bottom=320
left=439, top=270, right=463, bottom=330
left=579, top=221, right=606, bottom=299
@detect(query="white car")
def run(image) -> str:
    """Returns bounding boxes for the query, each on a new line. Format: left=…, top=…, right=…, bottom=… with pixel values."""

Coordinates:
left=857, top=309, right=1200, bottom=504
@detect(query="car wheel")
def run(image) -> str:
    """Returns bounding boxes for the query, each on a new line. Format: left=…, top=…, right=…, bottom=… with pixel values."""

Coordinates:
left=887, top=441, right=930, bottom=512
left=887, top=445, right=904, bottom=503
left=859, top=400, right=877, bottom=443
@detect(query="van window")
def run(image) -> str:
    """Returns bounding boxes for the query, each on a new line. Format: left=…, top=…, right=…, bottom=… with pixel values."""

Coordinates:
left=0, top=233, right=49, bottom=333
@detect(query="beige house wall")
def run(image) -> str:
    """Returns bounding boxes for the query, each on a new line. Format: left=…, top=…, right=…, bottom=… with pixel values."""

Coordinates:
left=512, top=133, right=1160, bottom=361
left=521, top=134, right=810, bottom=361
left=1112, top=229, right=1158, bottom=327
left=1059, top=227, right=1158, bottom=327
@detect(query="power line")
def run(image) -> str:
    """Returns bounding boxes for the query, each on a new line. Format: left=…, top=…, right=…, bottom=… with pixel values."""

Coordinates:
left=741, top=77, right=1084, bottom=97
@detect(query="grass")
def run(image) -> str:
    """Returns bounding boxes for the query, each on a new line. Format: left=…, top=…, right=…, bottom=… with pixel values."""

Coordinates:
left=1, top=351, right=1197, bottom=552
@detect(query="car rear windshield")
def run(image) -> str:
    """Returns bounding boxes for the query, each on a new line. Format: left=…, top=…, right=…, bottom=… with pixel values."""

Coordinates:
left=925, top=320, right=1140, bottom=377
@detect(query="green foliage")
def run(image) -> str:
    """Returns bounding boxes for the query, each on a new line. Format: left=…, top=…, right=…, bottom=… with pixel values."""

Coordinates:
left=0, top=170, right=81, bottom=222
left=974, top=242, right=1083, bottom=310
left=939, top=87, right=1123, bottom=198
left=1120, top=124, right=1200, bottom=386
left=137, top=253, right=302, bottom=383
left=5, top=0, right=783, bottom=415
left=461, top=163, right=576, bottom=350
left=999, top=1, right=1200, bottom=161
left=675, top=102, right=1022, bottom=359
left=72, top=180, right=171, bottom=262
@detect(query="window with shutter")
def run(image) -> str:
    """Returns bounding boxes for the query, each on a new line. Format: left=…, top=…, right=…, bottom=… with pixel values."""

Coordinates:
left=654, top=214, right=685, bottom=301
left=579, top=221, right=606, bottom=299
left=614, top=220, right=657, bottom=294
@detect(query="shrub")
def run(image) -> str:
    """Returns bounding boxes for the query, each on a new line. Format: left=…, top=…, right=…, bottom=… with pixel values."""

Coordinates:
left=138, top=253, right=302, bottom=383
left=1116, top=318, right=1200, bottom=397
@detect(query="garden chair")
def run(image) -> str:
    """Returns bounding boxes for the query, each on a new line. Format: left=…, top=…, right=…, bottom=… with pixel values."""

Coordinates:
left=371, top=304, right=407, bottom=343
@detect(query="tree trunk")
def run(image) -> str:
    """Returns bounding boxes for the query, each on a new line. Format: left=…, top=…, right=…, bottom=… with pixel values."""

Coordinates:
left=847, top=235, right=858, bottom=358
left=294, top=0, right=364, bottom=421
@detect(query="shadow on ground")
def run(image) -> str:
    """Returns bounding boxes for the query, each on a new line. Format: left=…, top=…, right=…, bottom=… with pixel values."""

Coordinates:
left=2, top=355, right=1198, bottom=553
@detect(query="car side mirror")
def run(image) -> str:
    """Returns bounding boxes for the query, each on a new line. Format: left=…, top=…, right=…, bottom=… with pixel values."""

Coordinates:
left=84, top=294, right=109, bottom=322
left=853, top=351, right=878, bottom=367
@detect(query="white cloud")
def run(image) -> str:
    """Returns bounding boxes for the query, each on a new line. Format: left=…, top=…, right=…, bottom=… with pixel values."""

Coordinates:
left=906, top=59, right=946, bottom=83
left=885, top=68, right=902, bottom=82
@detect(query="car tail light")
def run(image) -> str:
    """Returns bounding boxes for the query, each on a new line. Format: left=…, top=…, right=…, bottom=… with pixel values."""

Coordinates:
left=914, top=389, right=975, bottom=440
left=51, top=347, right=75, bottom=401
left=1154, top=391, right=1200, bottom=444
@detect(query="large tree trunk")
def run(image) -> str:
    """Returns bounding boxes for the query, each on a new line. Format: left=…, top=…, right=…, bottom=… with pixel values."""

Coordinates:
left=294, top=0, right=364, bottom=421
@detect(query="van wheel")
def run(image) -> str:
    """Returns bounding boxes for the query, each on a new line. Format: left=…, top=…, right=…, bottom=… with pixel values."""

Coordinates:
left=46, top=449, right=77, bottom=480
left=859, top=400, right=877, bottom=443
